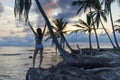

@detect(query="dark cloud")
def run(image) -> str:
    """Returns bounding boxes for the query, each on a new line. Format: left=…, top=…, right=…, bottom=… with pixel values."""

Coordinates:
left=52, top=0, right=78, bottom=21
left=32, top=0, right=78, bottom=22
left=0, top=2, right=4, bottom=13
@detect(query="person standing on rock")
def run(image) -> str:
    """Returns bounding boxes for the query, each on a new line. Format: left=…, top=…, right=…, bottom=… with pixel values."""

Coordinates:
left=28, top=21, right=46, bottom=68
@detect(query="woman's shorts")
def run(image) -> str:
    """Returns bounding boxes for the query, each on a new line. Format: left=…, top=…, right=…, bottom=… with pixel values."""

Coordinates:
left=36, top=44, right=43, bottom=49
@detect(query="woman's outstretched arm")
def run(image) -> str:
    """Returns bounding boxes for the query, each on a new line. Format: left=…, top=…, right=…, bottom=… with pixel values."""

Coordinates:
left=28, top=21, right=36, bottom=35
left=42, top=23, right=47, bottom=36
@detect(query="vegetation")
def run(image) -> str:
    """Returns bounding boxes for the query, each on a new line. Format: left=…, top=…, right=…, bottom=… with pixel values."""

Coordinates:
left=101, top=0, right=120, bottom=48
left=45, top=18, right=73, bottom=53
left=72, top=0, right=101, bottom=49
left=72, top=14, right=93, bottom=49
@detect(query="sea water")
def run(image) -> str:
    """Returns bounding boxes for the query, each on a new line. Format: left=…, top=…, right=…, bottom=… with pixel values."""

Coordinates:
left=0, top=46, right=61, bottom=80
left=0, top=45, right=114, bottom=80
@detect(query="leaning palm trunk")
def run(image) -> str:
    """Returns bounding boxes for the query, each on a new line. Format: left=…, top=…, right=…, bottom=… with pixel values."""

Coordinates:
left=109, top=9, right=119, bottom=48
left=100, top=19, right=116, bottom=48
left=35, top=0, right=68, bottom=58
left=34, top=0, right=78, bottom=61
left=90, top=7, right=100, bottom=49
left=61, top=33, right=74, bottom=53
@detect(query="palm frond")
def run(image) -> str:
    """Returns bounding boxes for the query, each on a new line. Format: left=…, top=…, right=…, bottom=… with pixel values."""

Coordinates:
left=115, top=28, right=120, bottom=33
left=24, top=0, right=31, bottom=21
left=45, top=30, right=50, bottom=36
left=77, top=5, right=84, bottom=15
left=101, top=10, right=107, bottom=22
left=114, top=24, right=120, bottom=28
left=87, top=14, right=92, bottom=26
left=79, top=19, right=88, bottom=27
left=14, top=0, right=31, bottom=22
left=115, top=19, right=120, bottom=23
left=73, top=24, right=85, bottom=28
left=14, top=0, right=24, bottom=18
left=45, top=36, right=52, bottom=42
left=69, top=29, right=82, bottom=34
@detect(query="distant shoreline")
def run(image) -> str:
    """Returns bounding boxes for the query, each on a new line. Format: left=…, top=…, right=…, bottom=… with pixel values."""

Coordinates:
left=0, top=42, right=113, bottom=48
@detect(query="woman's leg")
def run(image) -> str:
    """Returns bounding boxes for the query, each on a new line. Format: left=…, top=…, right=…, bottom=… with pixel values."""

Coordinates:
left=39, top=48, right=43, bottom=67
left=33, top=49, right=38, bottom=68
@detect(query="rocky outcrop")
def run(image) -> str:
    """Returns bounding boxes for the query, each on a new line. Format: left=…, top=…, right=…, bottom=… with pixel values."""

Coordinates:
left=26, top=52, right=120, bottom=80
left=26, top=66, right=120, bottom=80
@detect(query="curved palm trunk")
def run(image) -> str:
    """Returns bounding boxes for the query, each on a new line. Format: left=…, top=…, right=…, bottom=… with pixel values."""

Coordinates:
left=109, top=9, right=119, bottom=48
left=35, top=0, right=68, bottom=58
left=55, top=45, right=58, bottom=55
left=90, top=7, right=100, bottom=49
left=100, top=19, right=116, bottom=48
left=61, top=33, right=74, bottom=53
left=89, top=31, right=92, bottom=49
left=63, top=40, right=65, bottom=48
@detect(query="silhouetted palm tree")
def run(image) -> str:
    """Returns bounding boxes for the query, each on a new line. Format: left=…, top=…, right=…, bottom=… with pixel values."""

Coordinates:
left=72, top=14, right=93, bottom=49
left=72, top=0, right=100, bottom=49
left=91, top=1, right=116, bottom=48
left=101, top=0, right=119, bottom=48
left=45, top=18, right=73, bottom=52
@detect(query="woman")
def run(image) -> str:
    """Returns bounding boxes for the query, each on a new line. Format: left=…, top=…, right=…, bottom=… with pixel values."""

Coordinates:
left=28, top=21, right=46, bottom=68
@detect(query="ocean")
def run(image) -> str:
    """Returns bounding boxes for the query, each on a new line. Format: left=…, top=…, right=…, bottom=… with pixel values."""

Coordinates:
left=0, top=44, right=114, bottom=80
left=0, top=46, right=61, bottom=80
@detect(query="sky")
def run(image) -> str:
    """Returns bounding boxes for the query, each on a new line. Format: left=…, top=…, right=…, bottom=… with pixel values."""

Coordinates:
left=0, top=0, right=120, bottom=47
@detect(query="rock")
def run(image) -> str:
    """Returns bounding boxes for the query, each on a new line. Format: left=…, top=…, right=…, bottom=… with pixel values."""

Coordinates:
left=26, top=66, right=106, bottom=80
left=29, top=56, right=32, bottom=59
left=26, top=52, right=120, bottom=80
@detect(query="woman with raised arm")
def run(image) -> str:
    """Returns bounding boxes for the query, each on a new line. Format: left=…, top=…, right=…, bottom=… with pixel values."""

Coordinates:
left=28, top=21, right=46, bottom=68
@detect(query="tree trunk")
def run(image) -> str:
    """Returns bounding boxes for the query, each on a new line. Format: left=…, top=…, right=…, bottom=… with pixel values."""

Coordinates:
left=89, top=31, right=92, bottom=49
left=109, top=8, right=119, bottom=48
left=90, top=7, right=100, bottom=49
left=61, top=33, right=74, bottom=53
left=100, top=19, right=116, bottom=48
left=35, top=0, right=68, bottom=58
left=55, top=45, right=57, bottom=55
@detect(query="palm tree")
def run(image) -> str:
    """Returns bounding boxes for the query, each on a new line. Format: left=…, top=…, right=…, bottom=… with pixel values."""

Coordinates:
left=45, top=18, right=73, bottom=53
left=53, top=18, right=74, bottom=51
left=91, top=1, right=116, bottom=48
left=14, top=0, right=71, bottom=59
left=72, top=0, right=100, bottom=49
left=72, top=14, right=93, bottom=49
left=45, top=24, right=65, bottom=54
left=101, top=0, right=119, bottom=48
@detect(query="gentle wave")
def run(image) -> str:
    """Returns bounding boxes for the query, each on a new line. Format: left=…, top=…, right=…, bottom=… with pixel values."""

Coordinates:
left=0, top=54, right=22, bottom=56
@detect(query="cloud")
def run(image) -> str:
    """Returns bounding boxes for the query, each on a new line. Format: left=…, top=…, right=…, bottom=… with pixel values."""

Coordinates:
left=0, top=34, right=34, bottom=46
left=1, top=31, right=120, bottom=47
left=53, top=0, right=77, bottom=20
left=32, top=0, right=78, bottom=23
left=0, top=2, right=4, bottom=13
left=66, top=32, right=120, bottom=46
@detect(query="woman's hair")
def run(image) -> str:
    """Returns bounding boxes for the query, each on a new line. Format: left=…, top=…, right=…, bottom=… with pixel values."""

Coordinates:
left=37, top=28, right=43, bottom=40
